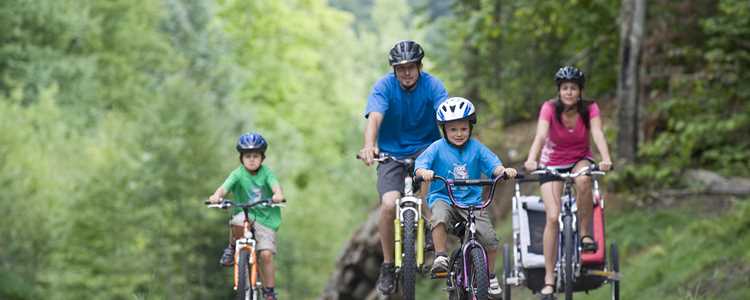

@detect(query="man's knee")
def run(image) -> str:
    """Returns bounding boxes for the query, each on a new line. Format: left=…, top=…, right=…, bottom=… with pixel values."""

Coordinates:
left=380, top=191, right=399, bottom=210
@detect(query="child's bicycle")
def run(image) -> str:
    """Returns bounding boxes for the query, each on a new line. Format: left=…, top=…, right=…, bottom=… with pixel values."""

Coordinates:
left=502, top=164, right=620, bottom=300
left=357, top=152, right=426, bottom=300
left=429, top=174, right=513, bottom=300
left=205, top=198, right=285, bottom=300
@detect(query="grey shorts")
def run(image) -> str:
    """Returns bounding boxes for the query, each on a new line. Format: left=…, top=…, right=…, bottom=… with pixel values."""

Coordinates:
left=430, top=200, right=499, bottom=250
left=229, top=213, right=277, bottom=254
left=376, top=153, right=421, bottom=199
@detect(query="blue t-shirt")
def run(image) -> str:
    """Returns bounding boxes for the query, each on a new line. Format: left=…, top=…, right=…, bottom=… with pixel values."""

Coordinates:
left=414, top=138, right=503, bottom=207
left=364, top=71, right=448, bottom=157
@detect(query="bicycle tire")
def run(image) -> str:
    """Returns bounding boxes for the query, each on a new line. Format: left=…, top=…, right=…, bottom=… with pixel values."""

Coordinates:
left=448, top=249, right=465, bottom=300
left=236, top=248, right=252, bottom=300
left=563, top=215, right=575, bottom=300
left=469, top=246, right=490, bottom=300
left=611, top=242, right=620, bottom=300
left=401, top=209, right=417, bottom=300
left=503, top=243, right=512, bottom=300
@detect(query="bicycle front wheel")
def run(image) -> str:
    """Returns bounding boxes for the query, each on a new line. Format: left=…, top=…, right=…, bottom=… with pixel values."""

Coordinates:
left=401, top=209, right=417, bottom=300
left=562, top=215, right=575, bottom=300
left=469, top=247, right=489, bottom=300
left=236, top=248, right=253, bottom=300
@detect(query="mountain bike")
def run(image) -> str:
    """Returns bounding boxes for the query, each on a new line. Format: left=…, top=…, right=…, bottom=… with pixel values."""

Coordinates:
left=205, top=198, right=285, bottom=300
left=430, top=174, right=513, bottom=300
left=357, top=152, right=426, bottom=300
left=503, top=164, right=620, bottom=300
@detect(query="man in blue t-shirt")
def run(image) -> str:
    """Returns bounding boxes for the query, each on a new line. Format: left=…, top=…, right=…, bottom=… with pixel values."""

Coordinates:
left=358, top=40, right=448, bottom=295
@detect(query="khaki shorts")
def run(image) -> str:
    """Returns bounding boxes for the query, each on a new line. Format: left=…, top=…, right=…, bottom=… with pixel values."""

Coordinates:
left=229, top=213, right=277, bottom=254
left=430, top=200, right=499, bottom=250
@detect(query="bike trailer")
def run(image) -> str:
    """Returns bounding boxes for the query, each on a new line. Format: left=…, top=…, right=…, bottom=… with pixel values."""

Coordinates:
left=511, top=194, right=609, bottom=292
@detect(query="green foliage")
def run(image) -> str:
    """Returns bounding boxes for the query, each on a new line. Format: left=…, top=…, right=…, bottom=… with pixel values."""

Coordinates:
left=427, top=0, right=620, bottom=124
left=625, top=0, right=750, bottom=186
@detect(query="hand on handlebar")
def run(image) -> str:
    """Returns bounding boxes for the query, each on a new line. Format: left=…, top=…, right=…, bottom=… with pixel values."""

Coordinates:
left=207, top=194, right=222, bottom=204
left=502, top=167, right=518, bottom=179
left=415, top=168, right=434, bottom=182
left=599, top=160, right=613, bottom=171
left=524, top=160, right=538, bottom=172
left=358, top=145, right=379, bottom=166
left=271, top=193, right=285, bottom=204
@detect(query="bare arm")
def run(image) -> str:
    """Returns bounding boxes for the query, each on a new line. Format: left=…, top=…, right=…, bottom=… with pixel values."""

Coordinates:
left=589, top=116, right=612, bottom=170
left=359, top=111, right=384, bottom=166
left=524, top=120, right=550, bottom=171
left=271, top=184, right=285, bottom=203
left=208, top=186, right=227, bottom=203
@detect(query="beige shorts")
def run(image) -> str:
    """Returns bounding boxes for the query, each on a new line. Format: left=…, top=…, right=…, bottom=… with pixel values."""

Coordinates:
left=229, top=213, right=277, bottom=254
left=430, top=200, right=499, bottom=250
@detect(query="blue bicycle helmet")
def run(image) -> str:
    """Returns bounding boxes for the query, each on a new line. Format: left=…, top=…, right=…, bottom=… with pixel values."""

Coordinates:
left=555, top=66, right=585, bottom=89
left=236, top=133, right=267, bottom=153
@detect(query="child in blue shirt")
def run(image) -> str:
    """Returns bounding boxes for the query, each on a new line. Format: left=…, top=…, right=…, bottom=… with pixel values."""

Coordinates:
left=414, top=97, right=517, bottom=298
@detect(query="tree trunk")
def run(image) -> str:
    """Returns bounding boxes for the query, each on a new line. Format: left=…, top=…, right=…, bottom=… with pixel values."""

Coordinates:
left=616, top=0, right=646, bottom=162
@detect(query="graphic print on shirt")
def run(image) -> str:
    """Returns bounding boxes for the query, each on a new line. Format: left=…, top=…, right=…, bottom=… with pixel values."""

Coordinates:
left=450, top=163, right=469, bottom=191
left=247, top=187, right=262, bottom=202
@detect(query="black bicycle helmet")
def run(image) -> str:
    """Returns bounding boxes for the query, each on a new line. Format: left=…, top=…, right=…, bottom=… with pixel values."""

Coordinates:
left=388, top=40, right=424, bottom=66
left=236, top=132, right=267, bottom=153
left=555, top=66, right=585, bottom=89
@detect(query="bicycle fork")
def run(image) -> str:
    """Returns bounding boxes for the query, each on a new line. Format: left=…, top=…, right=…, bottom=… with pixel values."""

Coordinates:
left=394, top=195, right=425, bottom=268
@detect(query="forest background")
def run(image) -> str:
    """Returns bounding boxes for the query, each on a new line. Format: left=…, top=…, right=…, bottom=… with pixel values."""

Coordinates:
left=1, top=0, right=748, bottom=299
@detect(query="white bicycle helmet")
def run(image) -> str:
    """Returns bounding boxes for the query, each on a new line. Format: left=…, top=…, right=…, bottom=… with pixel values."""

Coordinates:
left=436, top=97, right=477, bottom=124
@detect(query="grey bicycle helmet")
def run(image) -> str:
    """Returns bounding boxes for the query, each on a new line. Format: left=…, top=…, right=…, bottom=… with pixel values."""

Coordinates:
left=555, top=66, right=585, bottom=89
left=388, top=40, right=424, bottom=66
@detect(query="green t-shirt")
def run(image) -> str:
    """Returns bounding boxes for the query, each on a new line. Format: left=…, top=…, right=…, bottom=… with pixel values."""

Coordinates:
left=222, top=165, right=282, bottom=231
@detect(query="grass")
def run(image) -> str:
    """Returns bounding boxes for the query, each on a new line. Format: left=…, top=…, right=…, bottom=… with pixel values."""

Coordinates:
left=413, top=197, right=750, bottom=299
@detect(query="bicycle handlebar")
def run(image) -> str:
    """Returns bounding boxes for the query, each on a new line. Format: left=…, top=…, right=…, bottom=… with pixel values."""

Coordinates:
left=356, top=153, right=414, bottom=165
left=529, top=164, right=606, bottom=180
left=431, top=174, right=518, bottom=210
left=204, top=198, right=286, bottom=209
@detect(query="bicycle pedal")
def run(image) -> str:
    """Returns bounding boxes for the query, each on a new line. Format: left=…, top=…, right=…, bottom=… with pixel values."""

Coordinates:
left=431, top=271, right=449, bottom=279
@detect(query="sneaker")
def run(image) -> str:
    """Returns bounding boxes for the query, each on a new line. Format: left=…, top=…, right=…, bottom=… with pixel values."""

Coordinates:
left=489, top=275, right=503, bottom=299
left=430, top=255, right=449, bottom=275
left=262, top=288, right=277, bottom=300
left=219, top=246, right=234, bottom=267
left=377, top=263, right=397, bottom=295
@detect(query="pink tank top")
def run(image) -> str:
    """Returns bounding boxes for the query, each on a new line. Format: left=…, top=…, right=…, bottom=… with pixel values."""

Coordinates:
left=538, top=100, right=600, bottom=167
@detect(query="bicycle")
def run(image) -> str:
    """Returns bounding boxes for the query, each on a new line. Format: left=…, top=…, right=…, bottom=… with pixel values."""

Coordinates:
left=502, top=164, right=620, bottom=300
left=429, top=174, right=513, bottom=300
left=357, top=152, right=426, bottom=300
left=205, top=198, right=285, bottom=300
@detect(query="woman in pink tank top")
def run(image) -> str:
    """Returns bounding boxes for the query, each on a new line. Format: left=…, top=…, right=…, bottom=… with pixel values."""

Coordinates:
left=524, top=66, right=613, bottom=299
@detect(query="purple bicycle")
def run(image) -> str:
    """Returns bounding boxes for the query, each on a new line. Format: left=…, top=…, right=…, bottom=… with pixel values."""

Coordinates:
left=429, top=174, right=514, bottom=300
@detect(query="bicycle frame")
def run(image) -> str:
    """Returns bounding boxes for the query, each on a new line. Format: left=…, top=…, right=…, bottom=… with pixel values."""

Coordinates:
left=531, top=165, right=606, bottom=295
left=206, top=199, right=283, bottom=300
left=364, top=153, right=426, bottom=270
left=431, top=175, right=508, bottom=297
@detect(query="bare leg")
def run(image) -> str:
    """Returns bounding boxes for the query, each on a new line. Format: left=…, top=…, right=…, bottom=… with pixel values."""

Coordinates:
left=487, top=248, right=497, bottom=272
left=541, top=181, right=563, bottom=292
left=259, top=250, right=275, bottom=288
left=379, top=191, right=399, bottom=263
left=573, top=161, right=594, bottom=243
left=230, top=225, right=244, bottom=245
left=432, top=223, right=448, bottom=254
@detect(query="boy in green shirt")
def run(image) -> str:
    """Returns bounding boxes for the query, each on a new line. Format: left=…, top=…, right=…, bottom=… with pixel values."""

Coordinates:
left=208, top=132, right=285, bottom=300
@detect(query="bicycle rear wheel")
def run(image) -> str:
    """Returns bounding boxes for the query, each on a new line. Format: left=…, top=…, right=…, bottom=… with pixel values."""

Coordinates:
left=236, top=248, right=253, bottom=300
left=401, top=209, right=417, bottom=300
left=469, top=247, right=489, bottom=300
left=562, top=215, right=575, bottom=300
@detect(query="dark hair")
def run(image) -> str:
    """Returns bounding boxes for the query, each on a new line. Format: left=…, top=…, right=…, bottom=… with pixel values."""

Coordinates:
left=554, top=97, right=593, bottom=129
